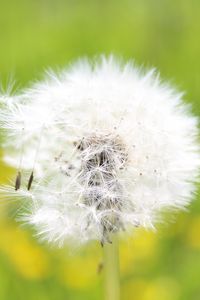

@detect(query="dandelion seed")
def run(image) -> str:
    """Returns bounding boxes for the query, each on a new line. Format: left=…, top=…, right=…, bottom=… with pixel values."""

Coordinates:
left=0, top=56, right=199, bottom=246
left=15, top=171, right=21, bottom=191
left=27, top=171, right=34, bottom=191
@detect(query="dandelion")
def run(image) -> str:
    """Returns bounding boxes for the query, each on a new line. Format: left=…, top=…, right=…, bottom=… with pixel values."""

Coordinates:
left=0, top=56, right=199, bottom=300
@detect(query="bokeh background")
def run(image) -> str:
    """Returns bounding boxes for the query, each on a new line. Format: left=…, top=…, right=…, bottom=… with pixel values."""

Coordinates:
left=0, top=0, right=200, bottom=299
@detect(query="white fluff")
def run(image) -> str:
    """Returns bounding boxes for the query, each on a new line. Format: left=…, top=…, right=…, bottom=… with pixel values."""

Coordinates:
left=0, top=56, right=199, bottom=246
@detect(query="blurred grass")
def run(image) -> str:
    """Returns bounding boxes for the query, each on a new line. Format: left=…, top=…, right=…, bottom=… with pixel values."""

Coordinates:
left=0, top=0, right=200, bottom=299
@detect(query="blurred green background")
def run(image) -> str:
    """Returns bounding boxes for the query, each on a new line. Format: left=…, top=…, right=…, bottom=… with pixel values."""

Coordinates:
left=0, top=0, right=200, bottom=299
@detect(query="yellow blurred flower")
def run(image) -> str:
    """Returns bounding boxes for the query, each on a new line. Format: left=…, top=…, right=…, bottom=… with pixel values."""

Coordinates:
left=120, top=229, right=158, bottom=273
left=122, top=279, right=147, bottom=300
left=59, top=243, right=101, bottom=289
left=0, top=222, right=49, bottom=279
left=186, top=215, right=200, bottom=249
left=122, top=277, right=180, bottom=300
left=141, top=278, right=180, bottom=300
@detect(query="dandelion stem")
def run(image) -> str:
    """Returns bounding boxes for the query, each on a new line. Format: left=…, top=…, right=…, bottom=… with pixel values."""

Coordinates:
left=103, top=234, right=120, bottom=300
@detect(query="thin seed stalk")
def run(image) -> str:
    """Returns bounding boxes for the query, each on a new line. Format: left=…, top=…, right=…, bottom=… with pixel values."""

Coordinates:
left=103, top=234, right=120, bottom=300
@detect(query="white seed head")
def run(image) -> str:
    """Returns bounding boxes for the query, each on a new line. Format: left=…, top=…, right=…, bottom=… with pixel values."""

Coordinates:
left=0, top=56, right=200, bottom=246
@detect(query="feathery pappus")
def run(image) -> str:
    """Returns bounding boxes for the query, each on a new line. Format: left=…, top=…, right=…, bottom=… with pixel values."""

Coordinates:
left=0, top=56, right=199, bottom=246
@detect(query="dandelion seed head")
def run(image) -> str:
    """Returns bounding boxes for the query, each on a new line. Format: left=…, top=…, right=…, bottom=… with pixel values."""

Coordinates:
left=0, top=56, right=200, bottom=246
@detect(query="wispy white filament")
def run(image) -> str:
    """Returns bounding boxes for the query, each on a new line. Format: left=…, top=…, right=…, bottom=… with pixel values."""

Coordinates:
left=0, top=56, right=199, bottom=246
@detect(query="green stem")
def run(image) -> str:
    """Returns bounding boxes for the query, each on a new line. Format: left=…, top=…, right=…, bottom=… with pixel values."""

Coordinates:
left=103, top=234, right=120, bottom=300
